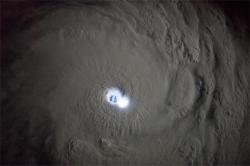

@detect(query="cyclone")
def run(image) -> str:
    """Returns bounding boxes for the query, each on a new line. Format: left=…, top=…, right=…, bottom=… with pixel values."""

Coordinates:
left=1, top=1, right=249, bottom=165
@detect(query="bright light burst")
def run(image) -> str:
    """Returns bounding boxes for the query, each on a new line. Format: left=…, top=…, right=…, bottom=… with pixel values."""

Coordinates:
left=105, top=87, right=130, bottom=109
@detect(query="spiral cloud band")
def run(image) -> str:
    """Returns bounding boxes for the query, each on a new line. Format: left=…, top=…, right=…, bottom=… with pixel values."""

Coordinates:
left=1, top=1, right=249, bottom=165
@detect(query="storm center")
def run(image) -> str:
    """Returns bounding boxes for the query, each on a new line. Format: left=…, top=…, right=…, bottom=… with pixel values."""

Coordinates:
left=105, top=87, right=130, bottom=109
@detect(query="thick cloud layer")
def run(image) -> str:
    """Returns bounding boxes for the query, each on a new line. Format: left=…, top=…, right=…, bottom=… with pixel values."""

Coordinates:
left=1, top=1, right=249, bottom=165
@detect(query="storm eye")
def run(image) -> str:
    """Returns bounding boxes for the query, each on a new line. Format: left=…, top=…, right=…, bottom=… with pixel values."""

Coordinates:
left=105, top=87, right=130, bottom=109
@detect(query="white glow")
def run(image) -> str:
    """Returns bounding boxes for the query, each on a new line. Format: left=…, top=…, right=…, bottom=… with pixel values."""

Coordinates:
left=105, top=87, right=130, bottom=109
left=117, top=96, right=129, bottom=108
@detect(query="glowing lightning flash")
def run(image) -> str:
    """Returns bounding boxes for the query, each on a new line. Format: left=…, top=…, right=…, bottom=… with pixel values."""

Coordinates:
left=105, top=87, right=130, bottom=109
